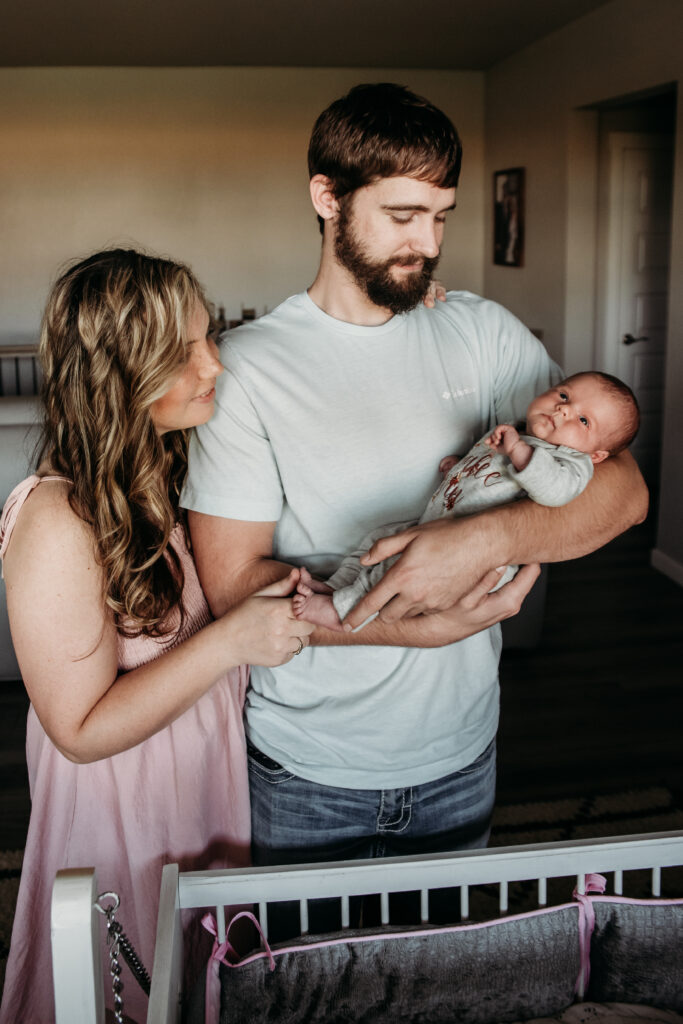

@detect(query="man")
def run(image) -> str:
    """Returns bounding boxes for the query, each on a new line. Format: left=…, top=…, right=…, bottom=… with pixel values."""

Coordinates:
left=183, top=84, right=646, bottom=872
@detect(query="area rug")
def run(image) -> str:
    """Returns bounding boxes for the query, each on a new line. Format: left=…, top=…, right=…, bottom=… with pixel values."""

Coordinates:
left=490, top=784, right=683, bottom=847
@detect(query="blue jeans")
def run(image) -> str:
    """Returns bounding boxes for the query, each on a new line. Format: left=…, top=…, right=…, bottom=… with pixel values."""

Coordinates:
left=247, top=739, right=496, bottom=938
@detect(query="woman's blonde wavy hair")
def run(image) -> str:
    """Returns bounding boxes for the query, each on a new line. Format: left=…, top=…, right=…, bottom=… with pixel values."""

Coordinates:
left=36, top=248, right=210, bottom=638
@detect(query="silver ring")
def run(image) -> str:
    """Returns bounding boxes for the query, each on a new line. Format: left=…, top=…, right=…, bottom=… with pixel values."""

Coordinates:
left=293, top=637, right=304, bottom=656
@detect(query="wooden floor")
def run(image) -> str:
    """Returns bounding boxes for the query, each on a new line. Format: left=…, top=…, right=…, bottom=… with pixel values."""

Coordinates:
left=0, top=516, right=681, bottom=850
left=496, top=515, right=683, bottom=805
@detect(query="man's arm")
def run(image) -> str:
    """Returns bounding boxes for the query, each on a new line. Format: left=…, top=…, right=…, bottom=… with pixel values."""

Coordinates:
left=189, top=510, right=541, bottom=649
left=342, top=448, right=647, bottom=628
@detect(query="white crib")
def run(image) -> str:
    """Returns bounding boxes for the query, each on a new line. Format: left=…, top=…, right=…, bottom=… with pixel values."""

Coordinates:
left=51, top=830, right=683, bottom=1024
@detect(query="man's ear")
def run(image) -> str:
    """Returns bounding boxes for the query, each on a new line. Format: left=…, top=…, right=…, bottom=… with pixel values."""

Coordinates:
left=309, top=175, right=340, bottom=224
left=590, top=449, right=610, bottom=465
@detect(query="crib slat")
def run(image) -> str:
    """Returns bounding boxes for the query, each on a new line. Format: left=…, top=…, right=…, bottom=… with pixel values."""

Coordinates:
left=420, top=888, right=429, bottom=924
left=341, top=895, right=350, bottom=929
left=538, top=877, right=547, bottom=906
left=576, top=873, right=586, bottom=895
left=216, top=906, right=226, bottom=944
left=299, top=899, right=309, bottom=935
left=380, top=891, right=389, bottom=925
left=652, top=865, right=661, bottom=897
left=460, top=885, right=469, bottom=920
left=259, top=901, right=269, bottom=941
left=614, top=869, right=623, bottom=894
left=499, top=880, right=508, bottom=914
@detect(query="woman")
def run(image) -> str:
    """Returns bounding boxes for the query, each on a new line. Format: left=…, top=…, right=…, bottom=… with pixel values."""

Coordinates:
left=0, top=249, right=314, bottom=1023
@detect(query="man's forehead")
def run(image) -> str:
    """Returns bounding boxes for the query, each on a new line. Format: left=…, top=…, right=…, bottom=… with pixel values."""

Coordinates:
left=365, top=175, right=457, bottom=210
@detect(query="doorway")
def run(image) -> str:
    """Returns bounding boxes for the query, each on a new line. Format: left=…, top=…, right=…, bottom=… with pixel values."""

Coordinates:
left=594, top=90, right=676, bottom=490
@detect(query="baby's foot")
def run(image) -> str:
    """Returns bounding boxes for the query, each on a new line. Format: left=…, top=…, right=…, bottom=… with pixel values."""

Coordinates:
left=298, top=566, right=333, bottom=595
left=293, top=585, right=343, bottom=632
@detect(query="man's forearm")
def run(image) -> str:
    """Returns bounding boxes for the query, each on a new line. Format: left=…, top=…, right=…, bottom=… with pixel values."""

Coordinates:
left=342, top=449, right=647, bottom=629
left=206, top=557, right=293, bottom=618
left=487, top=448, right=648, bottom=567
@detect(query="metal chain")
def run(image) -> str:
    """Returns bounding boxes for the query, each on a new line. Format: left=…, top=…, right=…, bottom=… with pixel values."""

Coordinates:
left=95, top=891, right=151, bottom=1022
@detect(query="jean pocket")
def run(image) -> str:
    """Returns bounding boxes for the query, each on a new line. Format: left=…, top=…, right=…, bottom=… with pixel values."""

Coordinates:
left=246, top=740, right=297, bottom=784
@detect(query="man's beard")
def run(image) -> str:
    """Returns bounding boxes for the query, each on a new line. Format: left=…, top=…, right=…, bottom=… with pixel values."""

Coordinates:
left=334, top=201, right=439, bottom=315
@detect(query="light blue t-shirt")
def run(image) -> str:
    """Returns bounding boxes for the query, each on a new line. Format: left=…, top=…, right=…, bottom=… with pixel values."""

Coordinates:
left=182, top=290, right=560, bottom=788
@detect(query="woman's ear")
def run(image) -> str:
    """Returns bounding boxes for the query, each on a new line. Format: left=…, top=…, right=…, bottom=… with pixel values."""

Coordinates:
left=590, top=449, right=610, bottom=465
left=309, top=175, right=340, bottom=224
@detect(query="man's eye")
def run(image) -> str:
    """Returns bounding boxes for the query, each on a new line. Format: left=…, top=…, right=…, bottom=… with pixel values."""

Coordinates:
left=435, top=216, right=447, bottom=225
left=391, top=215, right=413, bottom=224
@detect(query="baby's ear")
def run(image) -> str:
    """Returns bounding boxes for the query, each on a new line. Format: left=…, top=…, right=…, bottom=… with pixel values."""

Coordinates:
left=590, top=449, right=610, bottom=465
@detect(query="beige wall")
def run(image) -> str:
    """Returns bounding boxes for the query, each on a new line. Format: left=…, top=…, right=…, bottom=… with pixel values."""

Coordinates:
left=484, top=0, right=683, bottom=579
left=0, top=67, right=484, bottom=342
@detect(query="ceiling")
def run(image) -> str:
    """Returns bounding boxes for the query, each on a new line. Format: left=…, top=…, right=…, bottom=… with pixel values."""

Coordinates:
left=2, top=0, right=614, bottom=70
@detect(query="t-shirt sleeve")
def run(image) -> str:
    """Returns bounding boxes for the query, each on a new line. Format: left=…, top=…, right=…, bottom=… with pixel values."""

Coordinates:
left=478, top=299, right=563, bottom=426
left=180, top=356, right=284, bottom=522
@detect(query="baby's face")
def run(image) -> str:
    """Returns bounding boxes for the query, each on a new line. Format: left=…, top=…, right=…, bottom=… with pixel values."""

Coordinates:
left=525, top=376, right=620, bottom=463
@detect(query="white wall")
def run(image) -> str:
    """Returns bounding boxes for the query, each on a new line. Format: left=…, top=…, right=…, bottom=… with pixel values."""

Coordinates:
left=484, top=0, right=683, bottom=580
left=0, top=67, right=484, bottom=343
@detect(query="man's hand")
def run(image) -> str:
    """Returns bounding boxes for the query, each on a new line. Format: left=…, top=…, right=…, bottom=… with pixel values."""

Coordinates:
left=342, top=448, right=647, bottom=631
left=343, top=516, right=511, bottom=627
left=343, top=561, right=541, bottom=641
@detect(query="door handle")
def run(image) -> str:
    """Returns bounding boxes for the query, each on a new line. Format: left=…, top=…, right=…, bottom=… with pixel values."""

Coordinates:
left=622, top=333, right=649, bottom=345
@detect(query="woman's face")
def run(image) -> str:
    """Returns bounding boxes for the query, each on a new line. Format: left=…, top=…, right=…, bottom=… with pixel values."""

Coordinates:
left=150, top=300, right=224, bottom=435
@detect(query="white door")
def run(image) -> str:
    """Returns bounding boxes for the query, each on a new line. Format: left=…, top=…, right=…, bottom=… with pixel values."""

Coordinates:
left=601, top=132, right=673, bottom=484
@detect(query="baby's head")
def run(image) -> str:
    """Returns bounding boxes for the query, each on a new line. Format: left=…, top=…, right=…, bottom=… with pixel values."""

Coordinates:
left=525, top=372, right=639, bottom=464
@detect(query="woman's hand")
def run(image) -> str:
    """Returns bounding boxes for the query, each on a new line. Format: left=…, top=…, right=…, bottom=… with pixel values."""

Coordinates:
left=223, top=569, right=315, bottom=667
left=422, top=280, right=447, bottom=308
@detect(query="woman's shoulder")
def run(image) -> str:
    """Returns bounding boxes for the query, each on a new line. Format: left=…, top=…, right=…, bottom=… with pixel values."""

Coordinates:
left=1, top=474, right=92, bottom=568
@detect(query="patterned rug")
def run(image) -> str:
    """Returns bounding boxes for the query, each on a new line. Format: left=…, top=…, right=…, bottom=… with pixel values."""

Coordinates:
left=490, top=784, right=683, bottom=847
left=1, top=786, right=682, bottom=1001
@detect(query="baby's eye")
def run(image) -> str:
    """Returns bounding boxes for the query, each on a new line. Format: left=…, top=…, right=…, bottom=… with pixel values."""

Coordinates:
left=559, top=391, right=568, bottom=401
left=579, top=416, right=588, bottom=426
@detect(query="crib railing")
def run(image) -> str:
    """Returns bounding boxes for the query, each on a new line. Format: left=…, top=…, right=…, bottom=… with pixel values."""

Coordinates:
left=50, top=831, right=683, bottom=1024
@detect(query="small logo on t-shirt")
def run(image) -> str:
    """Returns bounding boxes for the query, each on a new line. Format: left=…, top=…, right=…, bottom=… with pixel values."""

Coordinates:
left=441, top=385, right=476, bottom=400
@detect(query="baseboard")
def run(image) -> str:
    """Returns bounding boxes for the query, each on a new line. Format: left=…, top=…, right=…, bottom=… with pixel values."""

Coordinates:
left=651, top=547, right=683, bottom=587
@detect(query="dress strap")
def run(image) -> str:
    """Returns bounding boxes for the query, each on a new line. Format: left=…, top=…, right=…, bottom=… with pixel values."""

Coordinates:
left=0, top=474, right=68, bottom=562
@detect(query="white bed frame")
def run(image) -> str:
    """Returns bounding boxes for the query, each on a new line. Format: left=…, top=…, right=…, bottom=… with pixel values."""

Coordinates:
left=51, top=830, right=683, bottom=1024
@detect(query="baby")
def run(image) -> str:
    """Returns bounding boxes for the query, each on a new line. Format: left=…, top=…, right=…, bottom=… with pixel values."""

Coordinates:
left=293, top=371, right=640, bottom=632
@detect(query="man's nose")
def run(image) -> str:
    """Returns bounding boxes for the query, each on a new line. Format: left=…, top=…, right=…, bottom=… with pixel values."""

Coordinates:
left=412, top=221, right=440, bottom=258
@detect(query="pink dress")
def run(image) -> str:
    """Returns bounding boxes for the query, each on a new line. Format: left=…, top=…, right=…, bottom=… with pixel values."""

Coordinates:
left=0, top=476, right=251, bottom=1024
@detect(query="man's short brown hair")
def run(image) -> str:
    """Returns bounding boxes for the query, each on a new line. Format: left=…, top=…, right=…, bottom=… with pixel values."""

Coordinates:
left=308, top=83, right=463, bottom=233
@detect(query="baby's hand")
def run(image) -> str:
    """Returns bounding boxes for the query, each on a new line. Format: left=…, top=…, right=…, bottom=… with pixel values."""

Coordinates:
left=486, top=424, right=518, bottom=451
left=439, top=454, right=460, bottom=475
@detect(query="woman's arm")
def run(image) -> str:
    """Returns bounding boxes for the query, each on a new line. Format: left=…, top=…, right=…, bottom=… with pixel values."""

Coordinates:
left=4, top=483, right=312, bottom=763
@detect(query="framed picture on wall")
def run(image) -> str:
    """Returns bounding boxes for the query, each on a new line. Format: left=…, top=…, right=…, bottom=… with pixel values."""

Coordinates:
left=493, top=167, right=525, bottom=267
